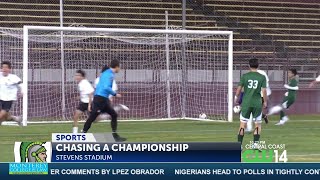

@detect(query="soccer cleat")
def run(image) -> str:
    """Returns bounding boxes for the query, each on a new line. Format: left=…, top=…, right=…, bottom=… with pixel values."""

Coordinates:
left=12, top=116, right=22, bottom=126
left=275, top=120, right=286, bottom=125
left=115, top=136, right=127, bottom=142
left=119, top=104, right=130, bottom=111
left=275, top=116, right=289, bottom=125
left=112, top=133, right=127, bottom=142
left=114, top=104, right=129, bottom=113
left=17, top=121, right=22, bottom=126
left=81, top=130, right=87, bottom=133
left=253, top=143, right=262, bottom=152
left=275, top=121, right=284, bottom=125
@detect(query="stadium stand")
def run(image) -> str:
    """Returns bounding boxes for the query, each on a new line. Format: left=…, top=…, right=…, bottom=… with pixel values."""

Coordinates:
left=0, top=0, right=217, bottom=29
left=192, top=0, right=320, bottom=82
left=0, top=0, right=319, bottom=81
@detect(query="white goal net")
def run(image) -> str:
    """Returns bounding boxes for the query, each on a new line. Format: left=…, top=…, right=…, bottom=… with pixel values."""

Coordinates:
left=0, top=26, right=233, bottom=125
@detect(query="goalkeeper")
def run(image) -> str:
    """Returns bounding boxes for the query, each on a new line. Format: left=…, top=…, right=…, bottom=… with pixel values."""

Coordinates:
left=268, top=69, right=298, bottom=125
left=82, top=59, right=126, bottom=142
left=93, top=65, right=129, bottom=122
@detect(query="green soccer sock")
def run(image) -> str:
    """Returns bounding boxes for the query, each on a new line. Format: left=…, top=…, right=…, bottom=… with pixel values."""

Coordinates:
left=280, top=110, right=285, bottom=120
left=254, top=134, right=260, bottom=143
left=238, top=135, right=244, bottom=144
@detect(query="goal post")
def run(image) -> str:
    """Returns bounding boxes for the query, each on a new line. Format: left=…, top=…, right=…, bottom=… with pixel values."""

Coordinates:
left=20, top=26, right=233, bottom=126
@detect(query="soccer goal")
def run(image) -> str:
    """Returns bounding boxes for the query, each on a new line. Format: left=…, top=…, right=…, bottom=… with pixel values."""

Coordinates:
left=2, top=26, right=233, bottom=126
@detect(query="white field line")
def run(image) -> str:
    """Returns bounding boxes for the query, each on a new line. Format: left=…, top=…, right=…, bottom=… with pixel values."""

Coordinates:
left=2, top=119, right=320, bottom=126
left=2, top=126, right=320, bottom=135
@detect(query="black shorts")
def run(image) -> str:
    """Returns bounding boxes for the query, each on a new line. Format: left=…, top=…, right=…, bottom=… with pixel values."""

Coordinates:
left=0, top=100, right=13, bottom=112
left=91, top=95, right=115, bottom=114
left=77, top=102, right=89, bottom=112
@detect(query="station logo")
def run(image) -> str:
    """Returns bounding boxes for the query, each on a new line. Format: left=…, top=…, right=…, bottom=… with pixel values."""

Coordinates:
left=242, top=141, right=288, bottom=163
left=9, top=142, right=51, bottom=175
left=14, top=142, right=51, bottom=163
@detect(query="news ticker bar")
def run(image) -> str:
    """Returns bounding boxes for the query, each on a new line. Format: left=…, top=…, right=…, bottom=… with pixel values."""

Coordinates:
left=5, top=163, right=320, bottom=180
left=51, top=142, right=241, bottom=162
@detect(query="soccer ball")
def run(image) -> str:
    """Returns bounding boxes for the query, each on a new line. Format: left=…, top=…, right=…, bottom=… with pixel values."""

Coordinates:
left=199, top=113, right=207, bottom=119
left=233, top=105, right=241, bottom=113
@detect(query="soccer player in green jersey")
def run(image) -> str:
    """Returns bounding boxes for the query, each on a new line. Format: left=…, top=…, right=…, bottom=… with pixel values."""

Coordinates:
left=234, top=58, right=267, bottom=146
left=268, top=69, right=298, bottom=125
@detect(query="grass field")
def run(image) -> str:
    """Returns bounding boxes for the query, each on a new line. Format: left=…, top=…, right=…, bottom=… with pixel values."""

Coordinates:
left=1, top=115, right=320, bottom=162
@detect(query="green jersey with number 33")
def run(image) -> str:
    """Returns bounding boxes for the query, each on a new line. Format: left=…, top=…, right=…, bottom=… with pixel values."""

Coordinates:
left=239, top=72, right=267, bottom=108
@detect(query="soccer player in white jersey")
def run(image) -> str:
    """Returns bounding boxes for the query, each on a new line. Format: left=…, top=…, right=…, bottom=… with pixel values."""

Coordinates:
left=245, top=69, right=271, bottom=132
left=0, top=61, right=23, bottom=125
left=73, top=70, right=94, bottom=133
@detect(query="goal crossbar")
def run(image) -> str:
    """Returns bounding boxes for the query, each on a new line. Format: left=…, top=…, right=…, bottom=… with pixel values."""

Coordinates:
left=23, top=26, right=233, bottom=35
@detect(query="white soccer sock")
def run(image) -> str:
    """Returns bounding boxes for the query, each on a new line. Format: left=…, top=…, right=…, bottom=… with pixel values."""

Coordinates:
left=268, top=105, right=283, bottom=115
left=282, top=116, right=289, bottom=122
left=72, top=127, right=78, bottom=133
